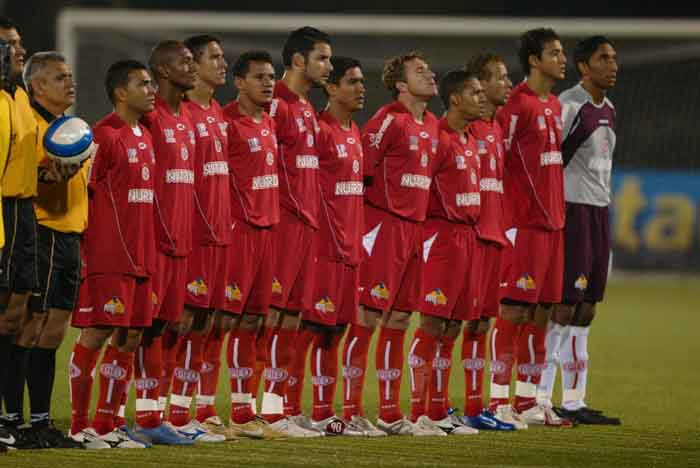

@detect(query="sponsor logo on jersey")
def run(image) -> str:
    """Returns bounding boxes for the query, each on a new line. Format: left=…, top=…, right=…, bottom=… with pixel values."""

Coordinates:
left=480, top=178, right=503, bottom=193
left=134, top=377, right=159, bottom=390
left=432, top=357, right=451, bottom=370
left=376, top=368, right=401, bottom=381
left=336, top=143, right=348, bottom=158
left=103, top=297, right=125, bottom=315
left=516, top=274, right=536, bottom=291
left=176, top=123, right=186, bottom=131
left=174, top=367, right=200, bottom=383
left=196, top=123, right=209, bottom=137
left=370, top=283, right=390, bottom=301
left=335, top=181, right=363, bottom=196
left=100, top=363, right=127, bottom=380
left=540, top=151, right=563, bottom=166
left=562, top=360, right=588, bottom=372
left=517, top=363, right=545, bottom=377
left=164, top=128, right=176, bottom=143
left=456, top=192, right=481, bottom=207
left=400, top=174, right=431, bottom=190
left=304, top=110, right=313, bottom=118
left=187, top=278, right=209, bottom=297
left=287, top=376, right=298, bottom=387
left=486, top=134, right=495, bottom=143
left=206, top=116, right=216, bottom=124
left=537, top=116, right=546, bottom=130
left=127, top=148, right=138, bottom=163
left=296, top=155, right=319, bottom=169
left=141, top=166, right=150, bottom=181
left=311, top=375, right=335, bottom=386
left=248, top=137, right=262, bottom=153
left=490, top=359, right=506, bottom=375
left=425, top=288, right=447, bottom=306
left=229, top=367, right=253, bottom=379
left=203, top=161, right=229, bottom=177
left=263, top=367, right=288, bottom=382
left=408, top=354, right=426, bottom=368
left=369, top=114, right=395, bottom=149
left=252, top=174, right=279, bottom=190
left=271, top=277, right=282, bottom=295
left=226, top=283, right=242, bottom=302
left=200, top=361, right=214, bottom=374
left=314, top=296, right=335, bottom=314
left=342, top=366, right=363, bottom=379
left=165, top=169, right=195, bottom=184
left=462, top=357, right=486, bottom=371
left=574, top=274, right=589, bottom=291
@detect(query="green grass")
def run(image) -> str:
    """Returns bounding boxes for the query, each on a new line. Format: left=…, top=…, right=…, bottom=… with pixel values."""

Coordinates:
left=3, top=275, right=700, bottom=467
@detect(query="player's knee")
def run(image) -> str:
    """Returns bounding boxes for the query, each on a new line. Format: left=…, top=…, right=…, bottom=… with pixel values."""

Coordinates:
left=280, top=310, right=300, bottom=330
left=189, top=308, right=211, bottom=334
left=0, top=288, right=10, bottom=311
left=443, top=319, right=462, bottom=339
left=212, top=310, right=234, bottom=332
left=239, top=313, right=261, bottom=332
left=119, top=328, right=144, bottom=352
left=419, top=314, right=444, bottom=336
left=141, top=318, right=168, bottom=346
left=573, top=302, right=596, bottom=326
left=499, top=303, right=531, bottom=325
left=533, top=304, right=553, bottom=327
left=16, top=313, right=45, bottom=347
left=552, top=303, right=575, bottom=326
left=78, top=327, right=112, bottom=350
left=357, top=305, right=381, bottom=329
left=476, top=317, right=491, bottom=335
left=385, top=309, right=411, bottom=330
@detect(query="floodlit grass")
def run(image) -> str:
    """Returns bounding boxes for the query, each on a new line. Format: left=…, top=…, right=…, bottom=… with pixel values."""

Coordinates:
left=3, top=275, right=699, bottom=467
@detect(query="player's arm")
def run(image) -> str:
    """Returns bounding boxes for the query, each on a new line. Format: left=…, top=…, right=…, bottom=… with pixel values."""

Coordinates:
left=268, top=98, right=296, bottom=148
left=361, top=112, right=398, bottom=187
left=560, top=100, right=582, bottom=167
left=87, top=128, right=115, bottom=195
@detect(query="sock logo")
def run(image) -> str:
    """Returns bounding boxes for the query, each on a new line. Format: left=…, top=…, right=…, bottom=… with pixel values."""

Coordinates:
left=431, top=357, right=451, bottom=370
left=490, top=360, right=506, bottom=374
left=342, top=366, right=363, bottom=379
left=229, top=367, right=253, bottom=379
left=562, top=360, right=588, bottom=372
left=408, top=354, right=426, bottom=368
left=174, top=367, right=200, bottom=383
left=462, top=358, right=486, bottom=370
left=517, top=363, right=545, bottom=377
left=311, top=375, right=335, bottom=386
left=376, top=368, right=401, bottom=381
left=99, top=363, right=127, bottom=380
left=263, top=367, right=288, bottom=383
left=134, top=377, right=159, bottom=390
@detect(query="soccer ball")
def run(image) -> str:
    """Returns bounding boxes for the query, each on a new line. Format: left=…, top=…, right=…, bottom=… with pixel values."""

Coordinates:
left=43, top=115, right=95, bottom=164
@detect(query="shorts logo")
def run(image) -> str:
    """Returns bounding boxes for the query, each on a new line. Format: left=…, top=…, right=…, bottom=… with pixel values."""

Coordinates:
left=574, top=274, right=588, bottom=291
left=311, top=375, right=335, bottom=386
left=376, top=368, right=401, bottom=381
left=134, top=378, right=159, bottom=390
left=100, top=363, right=127, bottom=380
left=69, top=362, right=81, bottom=378
left=263, top=367, right=288, bottom=382
left=103, top=297, right=125, bottom=315
left=314, top=296, right=335, bottom=314
left=370, top=283, right=390, bottom=301
left=425, top=288, right=447, bottom=306
left=408, top=354, right=426, bottom=368
left=490, top=360, right=506, bottom=375
left=462, top=358, right=486, bottom=371
left=187, top=278, right=209, bottom=297
left=516, top=274, right=536, bottom=291
left=431, top=357, right=451, bottom=370
left=151, top=292, right=158, bottom=305
left=229, top=367, right=253, bottom=379
left=226, top=284, right=242, bottom=302
left=342, top=366, right=363, bottom=379
left=271, top=278, right=282, bottom=295
left=517, top=363, right=545, bottom=377
left=174, top=367, right=200, bottom=383
left=562, top=360, right=588, bottom=372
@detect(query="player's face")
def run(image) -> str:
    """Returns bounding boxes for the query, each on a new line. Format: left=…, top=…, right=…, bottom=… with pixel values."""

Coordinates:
left=403, top=58, right=437, bottom=100
left=238, top=61, right=275, bottom=107
left=126, top=69, right=156, bottom=114
left=0, top=27, right=26, bottom=81
left=536, top=40, right=566, bottom=81
left=195, top=41, right=227, bottom=88
left=304, top=42, right=333, bottom=86
left=166, top=47, right=197, bottom=91
left=583, top=43, right=618, bottom=90
left=458, top=78, right=486, bottom=120
left=481, top=61, right=512, bottom=107
left=330, top=66, right=365, bottom=112
left=36, top=60, right=75, bottom=111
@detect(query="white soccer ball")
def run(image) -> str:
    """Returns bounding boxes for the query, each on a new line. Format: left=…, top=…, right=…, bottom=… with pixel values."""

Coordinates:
left=43, top=115, right=95, bottom=164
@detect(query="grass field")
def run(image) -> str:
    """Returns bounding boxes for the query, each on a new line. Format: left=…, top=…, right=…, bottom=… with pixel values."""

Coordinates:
left=2, top=275, right=699, bottom=467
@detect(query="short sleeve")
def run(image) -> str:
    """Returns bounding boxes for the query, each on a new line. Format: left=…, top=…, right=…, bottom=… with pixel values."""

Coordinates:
left=268, top=98, right=297, bottom=147
left=88, top=128, right=116, bottom=189
left=361, top=112, right=399, bottom=178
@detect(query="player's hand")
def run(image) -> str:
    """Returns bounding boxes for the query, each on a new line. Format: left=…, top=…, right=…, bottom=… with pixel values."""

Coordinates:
left=56, top=161, right=82, bottom=180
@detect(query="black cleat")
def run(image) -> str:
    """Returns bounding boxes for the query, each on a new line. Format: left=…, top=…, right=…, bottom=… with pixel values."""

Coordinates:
left=556, top=407, right=621, bottom=425
left=2, top=424, right=43, bottom=450
left=32, top=421, right=85, bottom=449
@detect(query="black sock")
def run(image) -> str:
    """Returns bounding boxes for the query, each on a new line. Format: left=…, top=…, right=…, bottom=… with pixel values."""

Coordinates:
left=1, top=344, right=31, bottom=425
left=27, top=347, right=56, bottom=427
left=0, top=334, right=13, bottom=409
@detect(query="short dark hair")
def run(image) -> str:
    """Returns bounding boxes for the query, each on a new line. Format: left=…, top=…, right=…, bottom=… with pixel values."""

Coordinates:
left=149, top=40, right=186, bottom=80
left=184, top=34, right=221, bottom=62
left=233, top=50, right=274, bottom=79
left=439, top=69, right=477, bottom=109
left=465, top=53, right=504, bottom=81
left=0, top=16, right=18, bottom=31
left=382, top=50, right=425, bottom=99
left=518, top=27, right=560, bottom=75
left=328, top=56, right=361, bottom=86
left=105, top=59, right=148, bottom=105
left=574, top=35, right=615, bottom=77
left=281, top=26, right=331, bottom=68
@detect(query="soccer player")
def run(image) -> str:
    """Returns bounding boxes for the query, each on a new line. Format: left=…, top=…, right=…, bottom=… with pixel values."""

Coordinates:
left=539, top=36, right=621, bottom=425
left=357, top=51, right=439, bottom=435
left=494, top=27, right=571, bottom=427
left=162, top=34, right=234, bottom=439
left=258, top=26, right=331, bottom=435
left=132, top=41, right=211, bottom=444
left=405, top=70, right=485, bottom=436
left=68, top=59, right=157, bottom=449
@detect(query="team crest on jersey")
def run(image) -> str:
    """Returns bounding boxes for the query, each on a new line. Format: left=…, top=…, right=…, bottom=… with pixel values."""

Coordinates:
left=261, top=128, right=270, bottom=137
left=420, top=152, right=429, bottom=168
left=370, top=283, right=390, bottom=301
left=226, top=283, right=242, bottom=302
left=103, top=297, right=125, bottom=315
left=477, top=140, right=487, bottom=154
left=516, top=274, right=536, bottom=291
left=490, top=156, right=497, bottom=171
left=306, top=133, right=314, bottom=148
left=314, top=296, right=335, bottom=314
left=266, top=152, right=275, bottom=166
left=272, top=278, right=282, bottom=295
left=336, top=144, right=348, bottom=158
left=352, top=160, right=360, bottom=174
left=142, top=166, right=150, bottom=181
left=180, top=146, right=189, bottom=161
left=187, top=278, right=208, bottom=296
left=218, top=122, right=228, bottom=135
left=127, top=148, right=138, bottom=163
left=409, top=135, right=419, bottom=151
left=196, top=123, right=209, bottom=137
left=425, top=288, right=447, bottom=306
left=470, top=170, right=477, bottom=185
left=214, top=138, right=223, bottom=153
left=574, top=274, right=589, bottom=291
left=455, top=155, right=466, bottom=170
left=248, top=137, right=262, bottom=153
left=537, top=116, right=546, bottom=130
left=164, top=128, right=176, bottom=143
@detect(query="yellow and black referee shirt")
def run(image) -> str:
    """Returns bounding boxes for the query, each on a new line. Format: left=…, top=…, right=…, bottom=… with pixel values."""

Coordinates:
left=2, top=86, right=37, bottom=200
left=0, top=88, right=12, bottom=247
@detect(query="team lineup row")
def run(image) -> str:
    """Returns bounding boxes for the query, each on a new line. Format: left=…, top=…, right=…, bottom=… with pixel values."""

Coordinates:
left=0, top=19, right=621, bottom=451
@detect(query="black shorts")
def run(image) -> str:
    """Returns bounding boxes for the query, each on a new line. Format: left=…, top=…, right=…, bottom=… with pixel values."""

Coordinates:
left=562, top=203, right=610, bottom=305
left=0, top=197, right=38, bottom=295
left=27, top=224, right=81, bottom=313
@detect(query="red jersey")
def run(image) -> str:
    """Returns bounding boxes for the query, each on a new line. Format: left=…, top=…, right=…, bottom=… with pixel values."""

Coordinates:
left=223, top=101, right=280, bottom=228
left=469, top=118, right=508, bottom=246
left=496, top=82, right=565, bottom=231
left=86, top=113, right=156, bottom=277
left=184, top=98, right=232, bottom=246
left=361, top=101, right=439, bottom=222
left=427, top=118, right=480, bottom=225
left=268, top=81, right=320, bottom=228
left=317, top=110, right=364, bottom=265
left=142, top=95, right=196, bottom=256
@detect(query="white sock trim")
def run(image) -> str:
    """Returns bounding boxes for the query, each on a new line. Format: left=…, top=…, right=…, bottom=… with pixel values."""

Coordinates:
left=136, top=398, right=159, bottom=412
left=158, top=396, right=167, bottom=412
left=563, top=389, right=582, bottom=405
left=490, top=383, right=510, bottom=399
left=231, top=392, right=252, bottom=404
left=261, top=392, right=284, bottom=415
left=196, top=394, right=215, bottom=406
left=117, top=405, right=126, bottom=418
left=515, top=381, right=537, bottom=398
left=170, top=394, right=192, bottom=409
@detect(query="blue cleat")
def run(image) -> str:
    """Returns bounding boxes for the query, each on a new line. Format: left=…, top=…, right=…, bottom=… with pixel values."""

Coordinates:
left=119, top=425, right=153, bottom=448
left=133, top=423, right=195, bottom=445
left=463, top=410, right=517, bottom=431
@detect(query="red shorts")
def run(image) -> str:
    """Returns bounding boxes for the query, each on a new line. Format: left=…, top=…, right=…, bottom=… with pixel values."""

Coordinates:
left=501, top=227, right=564, bottom=304
left=224, top=221, right=274, bottom=315
left=72, top=274, right=153, bottom=328
left=185, top=243, right=229, bottom=311
left=477, top=240, right=504, bottom=318
left=303, top=259, right=359, bottom=326
left=152, top=252, right=188, bottom=322
left=270, top=209, right=316, bottom=312
left=419, top=219, right=480, bottom=321
left=360, top=205, right=423, bottom=313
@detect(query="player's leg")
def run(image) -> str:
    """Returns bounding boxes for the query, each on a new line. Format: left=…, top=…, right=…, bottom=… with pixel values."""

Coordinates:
left=195, top=310, right=231, bottom=423
left=408, top=314, right=443, bottom=423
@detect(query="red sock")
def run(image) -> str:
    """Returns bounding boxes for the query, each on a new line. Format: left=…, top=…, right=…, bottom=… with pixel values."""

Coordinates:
left=376, top=327, right=406, bottom=423
left=427, top=334, right=455, bottom=421
left=462, top=330, right=487, bottom=417
left=228, top=328, right=257, bottom=424
left=69, top=342, right=100, bottom=435
left=196, top=326, right=225, bottom=422
left=342, top=324, right=372, bottom=420
left=408, top=328, right=439, bottom=422
left=160, top=328, right=179, bottom=406
left=261, top=327, right=296, bottom=422
left=310, top=329, right=342, bottom=421
left=114, top=368, right=132, bottom=428
left=284, top=327, right=313, bottom=416
left=93, top=346, right=133, bottom=435
left=515, top=322, right=546, bottom=412
left=134, top=337, right=163, bottom=429
left=488, top=317, right=520, bottom=412
left=248, top=326, right=270, bottom=409
left=168, top=331, right=205, bottom=426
